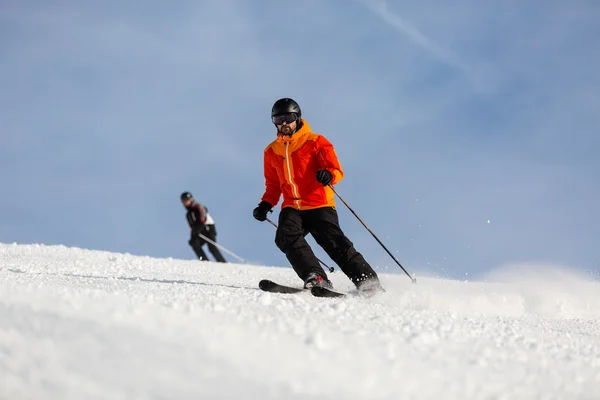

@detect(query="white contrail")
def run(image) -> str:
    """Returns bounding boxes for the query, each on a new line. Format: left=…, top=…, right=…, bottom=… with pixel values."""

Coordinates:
left=355, top=0, right=477, bottom=85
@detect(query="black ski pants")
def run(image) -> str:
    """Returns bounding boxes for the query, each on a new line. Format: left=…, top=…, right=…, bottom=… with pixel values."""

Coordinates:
left=275, top=206, right=378, bottom=286
left=189, top=225, right=226, bottom=263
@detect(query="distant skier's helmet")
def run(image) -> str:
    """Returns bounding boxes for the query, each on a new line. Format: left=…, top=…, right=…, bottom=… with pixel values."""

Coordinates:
left=271, top=98, right=301, bottom=119
left=180, top=192, right=193, bottom=201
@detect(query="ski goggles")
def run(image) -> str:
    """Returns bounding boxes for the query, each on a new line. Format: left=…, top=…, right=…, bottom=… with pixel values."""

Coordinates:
left=272, top=113, right=299, bottom=125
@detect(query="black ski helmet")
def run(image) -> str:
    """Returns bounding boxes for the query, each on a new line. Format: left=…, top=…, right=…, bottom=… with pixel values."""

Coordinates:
left=180, top=192, right=193, bottom=201
left=271, top=98, right=301, bottom=119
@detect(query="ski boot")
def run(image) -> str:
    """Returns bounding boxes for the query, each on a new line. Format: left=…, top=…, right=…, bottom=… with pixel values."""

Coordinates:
left=356, top=278, right=385, bottom=297
left=304, top=272, right=333, bottom=290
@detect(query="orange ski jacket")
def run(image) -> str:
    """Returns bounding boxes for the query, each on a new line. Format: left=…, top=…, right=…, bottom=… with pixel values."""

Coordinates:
left=261, top=119, right=343, bottom=210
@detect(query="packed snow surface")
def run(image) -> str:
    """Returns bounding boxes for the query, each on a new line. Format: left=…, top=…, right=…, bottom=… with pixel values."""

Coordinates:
left=1, top=243, right=599, bottom=399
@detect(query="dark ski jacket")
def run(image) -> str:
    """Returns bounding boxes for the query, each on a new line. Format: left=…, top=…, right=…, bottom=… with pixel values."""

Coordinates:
left=185, top=200, right=213, bottom=232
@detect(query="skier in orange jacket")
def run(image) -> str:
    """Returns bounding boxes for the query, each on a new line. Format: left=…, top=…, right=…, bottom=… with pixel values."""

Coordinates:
left=253, top=98, right=382, bottom=293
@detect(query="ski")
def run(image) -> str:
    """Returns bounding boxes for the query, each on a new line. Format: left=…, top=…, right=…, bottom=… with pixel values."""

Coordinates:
left=258, top=279, right=348, bottom=298
left=310, top=286, right=347, bottom=298
left=258, top=279, right=305, bottom=294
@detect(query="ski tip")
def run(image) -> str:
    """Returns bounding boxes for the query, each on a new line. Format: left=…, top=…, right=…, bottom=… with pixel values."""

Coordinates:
left=258, top=279, right=275, bottom=291
left=258, top=279, right=305, bottom=294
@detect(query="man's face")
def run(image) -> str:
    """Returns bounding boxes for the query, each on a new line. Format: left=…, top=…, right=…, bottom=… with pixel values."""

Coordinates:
left=182, top=198, right=192, bottom=207
left=277, top=119, right=297, bottom=135
left=272, top=113, right=299, bottom=136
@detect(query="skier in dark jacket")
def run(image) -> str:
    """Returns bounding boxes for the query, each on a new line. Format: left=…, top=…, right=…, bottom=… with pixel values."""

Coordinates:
left=253, top=98, right=382, bottom=294
left=181, top=192, right=226, bottom=263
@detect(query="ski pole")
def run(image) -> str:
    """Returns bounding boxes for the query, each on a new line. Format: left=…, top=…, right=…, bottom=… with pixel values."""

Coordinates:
left=196, top=232, right=246, bottom=263
left=265, top=217, right=335, bottom=273
left=328, top=185, right=416, bottom=283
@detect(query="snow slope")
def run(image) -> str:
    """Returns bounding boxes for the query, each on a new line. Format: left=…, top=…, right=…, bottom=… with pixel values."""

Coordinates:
left=1, top=243, right=599, bottom=400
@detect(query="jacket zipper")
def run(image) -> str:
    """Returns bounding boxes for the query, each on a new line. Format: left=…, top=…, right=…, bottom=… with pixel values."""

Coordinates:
left=285, top=142, right=301, bottom=209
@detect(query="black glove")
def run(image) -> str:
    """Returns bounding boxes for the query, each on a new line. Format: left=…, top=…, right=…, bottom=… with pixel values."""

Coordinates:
left=316, top=169, right=333, bottom=186
left=253, top=201, right=273, bottom=222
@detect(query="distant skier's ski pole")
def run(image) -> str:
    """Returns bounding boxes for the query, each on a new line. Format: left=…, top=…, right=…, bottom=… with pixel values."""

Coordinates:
left=265, top=217, right=335, bottom=273
left=328, top=185, right=416, bottom=283
left=196, top=233, right=246, bottom=263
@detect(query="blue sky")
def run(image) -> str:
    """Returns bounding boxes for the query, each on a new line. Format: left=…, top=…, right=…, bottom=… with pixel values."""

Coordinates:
left=2, top=0, right=599, bottom=280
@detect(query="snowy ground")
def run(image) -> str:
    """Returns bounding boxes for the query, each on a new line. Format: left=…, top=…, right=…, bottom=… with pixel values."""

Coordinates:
left=1, top=243, right=599, bottom=400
